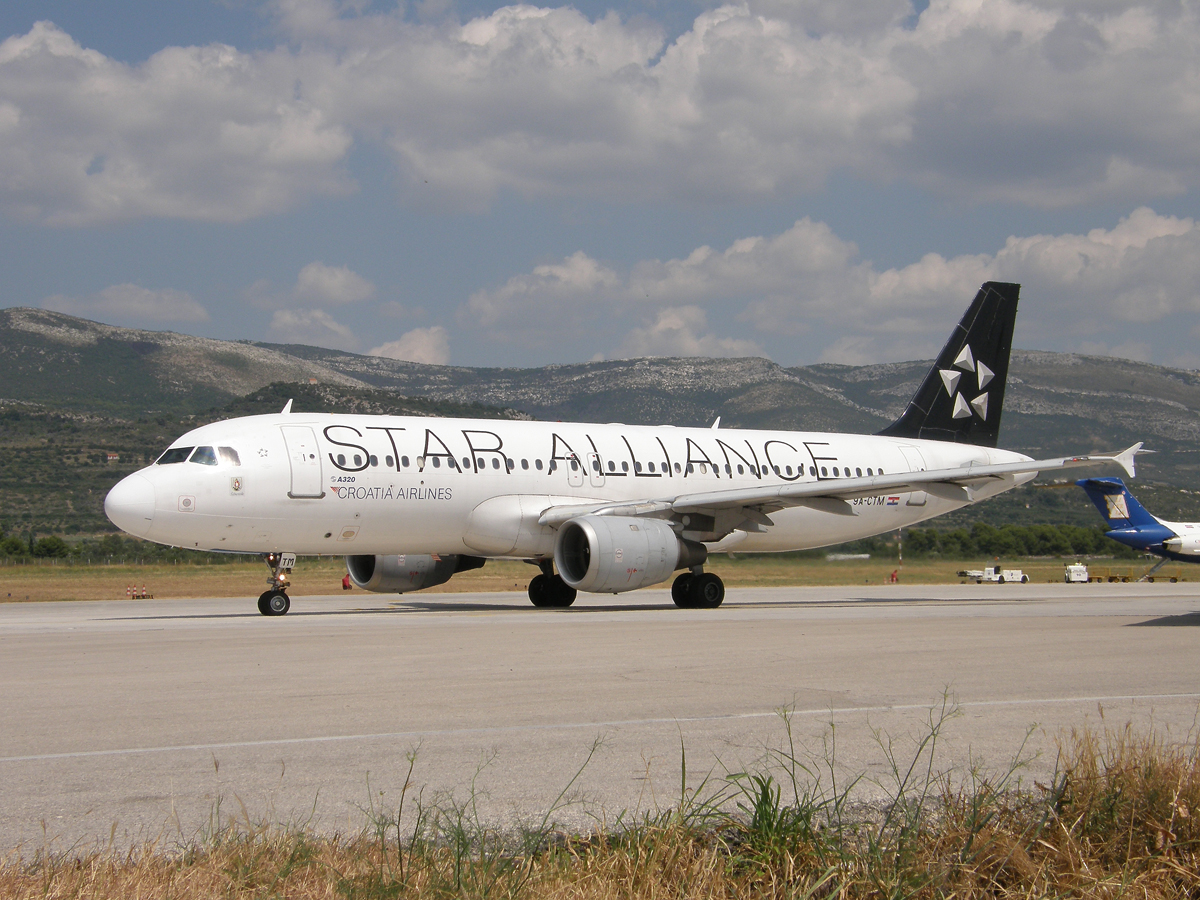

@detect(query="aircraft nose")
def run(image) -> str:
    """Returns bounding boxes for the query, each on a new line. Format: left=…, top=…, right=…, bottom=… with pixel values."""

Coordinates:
left=105, top=473, right=156, bottom=537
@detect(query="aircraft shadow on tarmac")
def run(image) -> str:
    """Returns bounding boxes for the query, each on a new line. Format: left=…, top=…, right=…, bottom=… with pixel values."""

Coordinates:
left=1131, top=611, right=1200, bottom=627
left=105, top=594, right=977, bottom=621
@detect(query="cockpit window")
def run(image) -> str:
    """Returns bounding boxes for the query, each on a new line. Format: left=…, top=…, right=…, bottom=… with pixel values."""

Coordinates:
left=218, top=446, right=241, bottom=466
left=157, top=446, right=194, bottom=465
left=189, top=446, right=218, bottom=466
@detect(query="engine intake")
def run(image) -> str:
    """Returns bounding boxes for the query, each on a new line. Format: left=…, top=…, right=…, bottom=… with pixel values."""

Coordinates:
left=554, top=515, right=706, bottom=594
left=346, top=554, right=485, bottom=593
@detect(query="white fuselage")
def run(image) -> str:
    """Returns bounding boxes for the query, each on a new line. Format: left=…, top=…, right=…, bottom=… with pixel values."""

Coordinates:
left=107, top=413, right=1035, bottom=557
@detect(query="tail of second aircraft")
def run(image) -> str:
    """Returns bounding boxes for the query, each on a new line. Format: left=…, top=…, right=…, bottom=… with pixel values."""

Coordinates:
left=1076, top=477, right=1161, bottom=530
left=878, top=282, right=1019, bottom=447
left=1076, top=476, right=1180, bottom=556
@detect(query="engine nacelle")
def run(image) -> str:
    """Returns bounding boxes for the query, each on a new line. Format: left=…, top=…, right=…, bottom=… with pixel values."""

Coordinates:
left=554, top=515, right=706, bottom=594
left=346, top=554, right=485, bottom=593
left=1163, top=534, right=1200, bottom=555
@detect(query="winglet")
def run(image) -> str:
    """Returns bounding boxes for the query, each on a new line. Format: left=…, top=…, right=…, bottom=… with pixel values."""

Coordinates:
left=1113, top=442, right=1143, bottom=478
left=281, top=399, right=293, bottom=415
left=711, top=417, right=721, bottom=430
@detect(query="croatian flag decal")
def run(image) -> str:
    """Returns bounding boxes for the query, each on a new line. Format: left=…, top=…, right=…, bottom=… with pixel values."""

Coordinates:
left=886, top=497, right=900, bottom=506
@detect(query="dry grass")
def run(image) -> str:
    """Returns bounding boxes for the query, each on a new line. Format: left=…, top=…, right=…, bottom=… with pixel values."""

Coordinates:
left=0, top=555, right=1139, bottom=603
left=4, top=720, right=1199, bottom=899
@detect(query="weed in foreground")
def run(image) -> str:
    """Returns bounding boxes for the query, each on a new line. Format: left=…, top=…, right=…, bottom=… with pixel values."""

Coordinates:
left=4, top=713, right=1200, bottom=899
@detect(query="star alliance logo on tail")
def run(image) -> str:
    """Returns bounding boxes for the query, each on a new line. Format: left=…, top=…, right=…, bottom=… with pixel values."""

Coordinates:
left=938, top=343, right=993, bottom=421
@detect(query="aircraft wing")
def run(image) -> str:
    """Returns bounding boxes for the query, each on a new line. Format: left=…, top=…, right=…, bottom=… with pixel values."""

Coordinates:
left=537, top=442, right=1143, bottom=529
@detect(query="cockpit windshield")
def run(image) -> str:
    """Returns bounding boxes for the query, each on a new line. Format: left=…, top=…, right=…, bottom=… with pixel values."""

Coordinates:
left=157, top=446, right=194, bottom=465
left=189, top=446, right=218, bottom=466
left=218, top=446, right=241, bottom=466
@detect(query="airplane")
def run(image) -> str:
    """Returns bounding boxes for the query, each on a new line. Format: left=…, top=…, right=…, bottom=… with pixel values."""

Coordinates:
left=1077, top=477, right=1200, bottom=576
left=104, top=282, right=1141, bottom=615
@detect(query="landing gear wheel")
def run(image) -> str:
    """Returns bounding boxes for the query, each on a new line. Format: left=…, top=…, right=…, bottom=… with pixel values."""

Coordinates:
left=528, top=574, right=551, bottom=607
left=529, top=573, right=576, bottom=607
left=258, top=590, right=290, bottom=616
left=671, top=573, right=695, bottom=608
left=687, top=573, right=724, bottom=609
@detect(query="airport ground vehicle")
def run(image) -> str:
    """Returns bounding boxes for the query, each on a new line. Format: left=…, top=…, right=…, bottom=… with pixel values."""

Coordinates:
left=1064, top=563, right=1089, bottom=583
left=960, top=565, right=1029, bottom=584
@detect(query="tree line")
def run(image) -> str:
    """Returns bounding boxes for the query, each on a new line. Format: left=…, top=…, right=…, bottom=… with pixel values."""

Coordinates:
left=901, top=522, right=1141, bottom=560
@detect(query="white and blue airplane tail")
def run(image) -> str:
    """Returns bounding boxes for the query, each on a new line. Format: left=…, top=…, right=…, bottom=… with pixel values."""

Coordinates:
left=1077, top=477, right=1200, bottom=560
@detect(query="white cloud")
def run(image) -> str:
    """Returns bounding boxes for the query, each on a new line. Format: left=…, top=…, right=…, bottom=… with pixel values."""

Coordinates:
left=368, top=326, right=450, bottom=365
left=267, top=308, right=358, bottom=351
left=292, top=262, right=375, bottom=306
left=459, top=206, right=1200, bottom=365
left=42, top=283, right=210, bottom=324
left=0, top=21, right=351, bottom=224
left=5, top=2, right=1200, bottom=222
left=616, top=306, right=763, bottom=359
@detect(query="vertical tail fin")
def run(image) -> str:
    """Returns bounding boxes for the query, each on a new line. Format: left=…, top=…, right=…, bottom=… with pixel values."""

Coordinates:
left=877, top=282, right=1018, bottom=447
left=1076, top=477, right=1161, bottom=529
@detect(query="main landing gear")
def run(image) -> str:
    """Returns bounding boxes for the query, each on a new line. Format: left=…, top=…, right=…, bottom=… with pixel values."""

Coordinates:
left=671, top=569, right=725, bottom=608
left=258, top=551, right=295, bottom=616
left=527, top=561, right=577, bottom=608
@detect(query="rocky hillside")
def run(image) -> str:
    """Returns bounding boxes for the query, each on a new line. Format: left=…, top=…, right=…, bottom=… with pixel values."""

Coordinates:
left=4, top=307, right=1199, bottom=487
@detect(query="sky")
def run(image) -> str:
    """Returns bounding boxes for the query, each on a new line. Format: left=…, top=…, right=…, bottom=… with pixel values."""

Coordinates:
left=2, top=0, right=1199, bottom=370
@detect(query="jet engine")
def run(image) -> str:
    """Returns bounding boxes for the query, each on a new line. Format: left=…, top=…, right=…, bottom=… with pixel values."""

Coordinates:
left=1162, top=534, right=1200, bottom=555
left=554, top=515, right=707, bottom=594
left=346, top=554, right=485, bottom=593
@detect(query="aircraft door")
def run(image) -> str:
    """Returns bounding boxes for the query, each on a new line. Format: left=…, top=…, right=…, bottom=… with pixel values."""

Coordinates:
left=566, top=455, right=584, bottom=488
left=281, top=425, right=325, bottom=498
left=587, top=452, right=605, bottom=488
left=897, top=445, right=927, bottom=507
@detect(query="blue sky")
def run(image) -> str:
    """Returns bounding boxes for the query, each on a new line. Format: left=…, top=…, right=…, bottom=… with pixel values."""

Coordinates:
left=2, top=0, right=1199, bottom=368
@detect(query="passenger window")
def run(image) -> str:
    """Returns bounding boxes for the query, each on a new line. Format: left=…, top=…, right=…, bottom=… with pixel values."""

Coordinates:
left=856, top=467, right=862, bottom=477
left=369, top=455, right=378, bottom=467
left=432, top=457, right=441, bottom=468
left=674, top=462, right=681, bottom=474
left=189, top=446, right=218, bottom=466
left=549, top=460, right=557, bottom=472
left=521, top=459, right=529, bottom=470
left=463, top=457, right=471, bottom=469
left=506, top=458, right=514, bottom=470
left=737, top=465, right=744, bottom=474
left=700, top=464, right=707, bottom=474
left=785, top=466, right=792, bottom=476
left=491, top=458, right=499, bottom=469
left=218, top=446, right=241, bottom=466
left=725, top=464, right=731, bottom=475
left=570, top=459, right=579, bottom=471
left=593, top=458, right=601, bottom=472
left=772, top=465, right=780, bottom=475
left=686, top=464, right=694, bottom=474
left=536, top=459, right=544, bottom=471
left=353, top=454, right=363, bottom=467
left=386, top=455, right=395, bottom=467
left=821, top=467, right=827, bottom=477
left=878, top=468, right=884, bottom=475
left=157, top=446, right=194, bottom=465
left=867, top=467, right=873, bottom=476
left=401, top=456, right=410, bottom=467
left=476, top=457, right=484, bottom=468
left=337, top=453, right=346, bottom=466
left=635, top=461, right=643, bottom=473
left=648, top=462, right=657, bottom=473
left=809, top=466, right=816, bottom=476
left=832, top=467, right=839, bottom=476
left=621, top=461, right=629, bottom=472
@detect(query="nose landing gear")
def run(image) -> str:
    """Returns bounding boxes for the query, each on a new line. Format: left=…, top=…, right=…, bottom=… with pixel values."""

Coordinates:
left=259, top=552, right=296, bottom=616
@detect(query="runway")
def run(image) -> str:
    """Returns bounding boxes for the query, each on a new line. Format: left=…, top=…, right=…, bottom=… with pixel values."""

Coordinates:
left=2, top=583, right=1199, bottom=852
